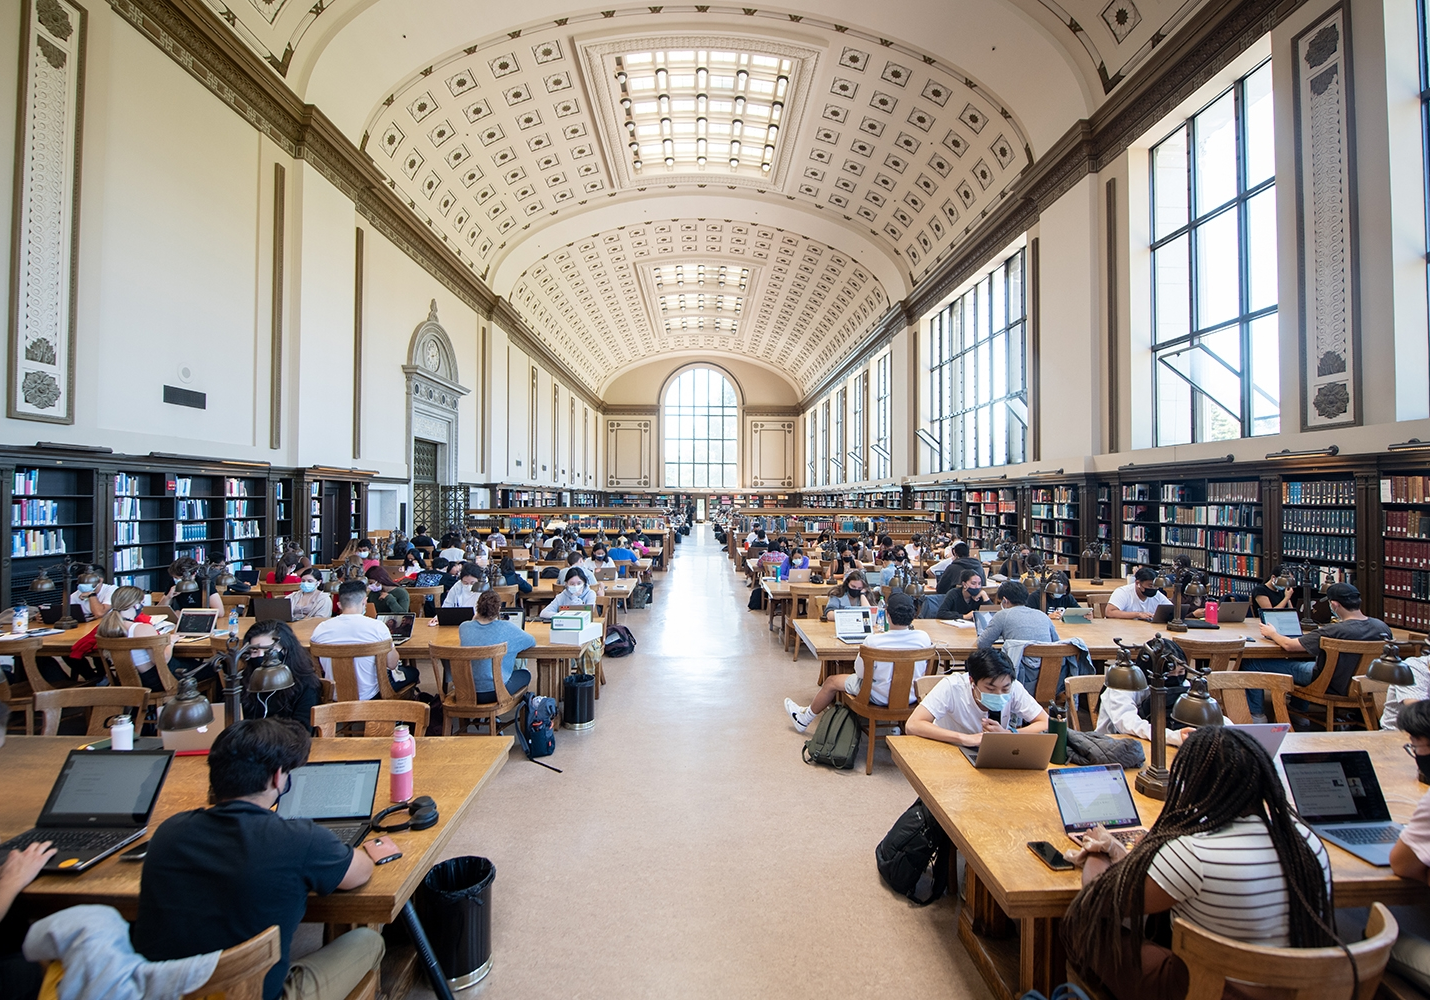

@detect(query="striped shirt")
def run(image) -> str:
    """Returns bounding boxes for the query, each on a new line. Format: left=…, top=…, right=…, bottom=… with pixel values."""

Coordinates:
left=1146, top=816, right=1332, bottom=947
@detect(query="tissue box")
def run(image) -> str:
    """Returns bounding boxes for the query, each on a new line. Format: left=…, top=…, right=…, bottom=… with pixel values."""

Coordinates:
left=551, top=610, right=593, bottom=631
left=548, top=623, right=603, bottom=646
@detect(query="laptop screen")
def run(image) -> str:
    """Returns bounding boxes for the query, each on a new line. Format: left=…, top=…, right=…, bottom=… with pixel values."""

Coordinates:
left=42, top=750, right=173, bottom=826
left=1260, top=610, right=1303, bottom=637
left=833, top=608, right=873, bottom=638
left=176, top=611, right=217, bottom=634
left=973, top=611, right=995, bottom=636
left=1281, top=751, right=1393, bottom=824
left=499, top=609, right=525, bottom=628
left=1048, top=764, right=1142, bottom=832
left=277, top=760, right=381, bottom=822
left=380, top=614, right=415, bottom=638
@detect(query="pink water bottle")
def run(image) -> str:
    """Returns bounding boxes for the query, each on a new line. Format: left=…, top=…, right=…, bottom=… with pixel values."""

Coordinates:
left=1205, top=600, right=1219, bottom=624
left=389, top=724, right=414, bottom=803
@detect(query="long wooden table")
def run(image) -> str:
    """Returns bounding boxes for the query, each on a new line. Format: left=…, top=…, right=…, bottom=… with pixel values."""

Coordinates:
left=889, top=729, right=1428, bottom=1000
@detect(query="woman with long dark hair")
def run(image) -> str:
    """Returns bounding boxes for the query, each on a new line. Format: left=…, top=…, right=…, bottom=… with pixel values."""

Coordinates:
left=1063, top=726, right=1338, bottom=1000
left=240, top=620, right=322, bottom=727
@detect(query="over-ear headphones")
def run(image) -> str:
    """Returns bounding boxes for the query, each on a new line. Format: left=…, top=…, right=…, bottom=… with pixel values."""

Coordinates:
left=370, top=795, right=438, bottom=832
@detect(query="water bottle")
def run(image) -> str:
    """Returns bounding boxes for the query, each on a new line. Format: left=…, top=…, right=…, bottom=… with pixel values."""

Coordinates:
left=12, top=603, right=27, bottom=635
left=1205, top=600, right=1219, bottom=624
left=389, top=724, right=415, bottom=803
left=876, top=596, right=888, bottom=632
left=1047, top=701, right=1069, bottom=765
left=228, top=606, right=240, bottom=635
left=110, top=714, right=134, bottom=751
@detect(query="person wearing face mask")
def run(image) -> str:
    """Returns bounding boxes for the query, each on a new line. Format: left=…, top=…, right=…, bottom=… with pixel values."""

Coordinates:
left=69, top=565, right=116, bottom=621
left=442, top=565, right=489, bottom=608
left=162, top=556, right=207, bottom=611
left=563, top=551, right=596, bottom=588
left=905, top=648, right=1049, bottom=746
left=1390, top=704, right=1430, bottom=911
left=355, top=539, right=379, bottom=572
left=287, top=566, right=332, bottom=621
left=1094, top=641, right=1195, bottom=747
left=364, top=566, right=409, bottom=614
left=784, top=593, right=931, bottom=732
left=938, top=570, right=992, bottom=620
left=539, top=568, right=603, bottom=619
left=239, top=620, right=322, bottom=726
left=823, top=570, right=874, bottom=618
left=96, top=586, right=177, bottom=693
left=1104, top=566, right=1173, bottom=621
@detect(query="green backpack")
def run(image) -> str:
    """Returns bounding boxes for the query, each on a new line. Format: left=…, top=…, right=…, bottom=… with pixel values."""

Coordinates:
left=802, top=704, right=861, bottom=769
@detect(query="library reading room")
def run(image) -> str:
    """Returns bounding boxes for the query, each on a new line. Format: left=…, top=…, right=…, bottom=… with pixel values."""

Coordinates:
left=13, top=1, right=1430, bottom=999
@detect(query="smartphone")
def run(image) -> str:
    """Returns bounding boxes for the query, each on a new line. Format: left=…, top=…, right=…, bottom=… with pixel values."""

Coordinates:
left=1027, top=840, right=1075, bottom=872
left=363, top=836, right=403, bottom=865
left=120, top=842, right=149, bottom=863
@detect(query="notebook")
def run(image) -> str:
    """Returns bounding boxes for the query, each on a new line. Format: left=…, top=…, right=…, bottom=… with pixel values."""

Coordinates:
left=275, top=759, right=381, bottom=848
left=832, top=607, right=874, bottom=644
left=379, top=613, right=416, bottom=646
left=250, top=596, right=295, bottom=623
left=1048, top=764, right=1149, bottom=847
left=0, top=750, right=174, bottom=872
left=958, top=731, right=1059, bottom=770
left=1260, top=609, right=1304, bottom=637
left=1281, top=750, right=1402, bottom=865
left=436, top=606, right=475, bottom=626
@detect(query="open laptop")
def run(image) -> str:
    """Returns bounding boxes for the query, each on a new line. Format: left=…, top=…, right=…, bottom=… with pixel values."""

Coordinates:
left=436, top=606, right=474, bottom=626
left=0, top=750, right=174, bottom=872
left=39, top=602, right=87, bottom=626
left=173, top=609, right=219, bottom=642
left=1215, top=601, right=1251, bottom=623
left=234, top=569, right=260, bottom=585
left=1281, top=750, right=1402, bottom=865
left=275, top=759, right=381, bottom=848
left=832, top=607, right=874, bottom=644
left=1049, top=764, right=1149, bottom=847
left=250, top=596, right=294, bottom=623
left=160, top=702, right=226, bottom=754
left=1237, top=721, right=1291, bottom=758
left=595, top=565, right=618, bottom=581
left=973, top=610, right=995, bottom=637
left=958, top=731, right=1059, bottom=770
left=379, top=613, right=415, bottom=646
left=1151, top=604, right=1220, bottom=629
left=1261, top=609, right=1304, bottom=637
left=788, top=568, right=812, bottom=583
left=499, top=608, right=526, bottom=629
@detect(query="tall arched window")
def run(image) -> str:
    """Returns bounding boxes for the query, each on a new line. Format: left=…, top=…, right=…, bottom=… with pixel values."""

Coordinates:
left=664, top=368, right=738, bottom=488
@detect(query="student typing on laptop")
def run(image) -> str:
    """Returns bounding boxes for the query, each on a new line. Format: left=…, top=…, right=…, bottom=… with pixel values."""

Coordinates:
left=783, top=593, right=930, bottom=733
left=0, top=840, right=53, bottom=1000
left=1062, top=727, right=1334, bottom=1000
left=822, top=570, right=874, bottom=618
left=132, top=719, right=381, bottom=1000
left=1103, top=567, right=1172, bottom=621
left=1256, top=582, right=1393, bottom=711
left=310, top=581, right=411, bottom=700
left=905, top=648, right=1048, bottom=747
left=1094, top=640, right=1196, bottom=747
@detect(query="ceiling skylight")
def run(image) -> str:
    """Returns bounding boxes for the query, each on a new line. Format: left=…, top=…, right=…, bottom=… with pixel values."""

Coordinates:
left=613, top=48, right=793, bottom=175
left=652, top=263, right=749, bottom=336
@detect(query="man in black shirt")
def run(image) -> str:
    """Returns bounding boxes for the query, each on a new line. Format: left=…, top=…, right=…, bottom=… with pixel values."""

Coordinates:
left=936, top=542, right=985, bottom=595
left=1257, top=581, right=1393, bottom=703
left=132, top=719, right=380, bottom=1000
left=410, top=524, right=435, bottom=548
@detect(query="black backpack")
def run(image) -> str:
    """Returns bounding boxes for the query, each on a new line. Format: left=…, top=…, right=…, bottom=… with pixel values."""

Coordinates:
left=604, top=623, right=637, bottom=657
left=875, top=799, right=952, bottom=905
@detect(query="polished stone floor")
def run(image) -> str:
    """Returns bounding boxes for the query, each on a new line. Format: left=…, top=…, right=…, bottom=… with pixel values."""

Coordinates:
left=382, top=524, right=992, bottom=999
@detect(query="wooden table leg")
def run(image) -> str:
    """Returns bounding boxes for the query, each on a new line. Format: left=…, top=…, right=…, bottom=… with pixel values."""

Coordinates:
left=1020, top=916, right=1065, bottom=998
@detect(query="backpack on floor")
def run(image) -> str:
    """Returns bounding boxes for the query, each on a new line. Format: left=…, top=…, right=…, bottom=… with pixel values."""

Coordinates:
left=875, top=798, right=952, bottom=905
left=802, top=704, right=860, bottom=769
left=628, top=582, right=653, bottom=609
left=604, top=623, right=637, bottom=657
left=515, top=692, right=559, bottom=764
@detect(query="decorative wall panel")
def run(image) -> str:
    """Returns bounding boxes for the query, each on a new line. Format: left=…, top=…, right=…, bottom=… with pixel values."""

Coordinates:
left=403, top=301, right=469, bottom=486
left=749, top=420, right=795, bottom=488
left=9, top=0, right=86, bottom=424
left=606, top=418, right=651, bottom=488
left=1293, top=4, right=1359, bottom=431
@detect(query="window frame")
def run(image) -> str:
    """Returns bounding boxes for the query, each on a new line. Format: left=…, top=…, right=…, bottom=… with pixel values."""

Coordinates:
left=850, top=372, right=866, bottom=481
left=661, top=367, right=739, bottom=489
left=873, top=352, right=891, bottom=480
left=833, top=387, right=847, bottom=485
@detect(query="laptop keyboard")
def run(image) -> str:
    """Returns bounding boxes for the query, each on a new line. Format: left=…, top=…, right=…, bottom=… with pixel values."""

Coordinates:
left=326, top=823, right=367, bottom=845
left=1323, top=825, right=1400, bottom=845
left=1, top=828, right=134, bottom=853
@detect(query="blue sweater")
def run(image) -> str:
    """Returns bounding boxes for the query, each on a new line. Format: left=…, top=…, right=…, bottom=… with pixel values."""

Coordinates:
left=457, top=618, right=536, bottom=693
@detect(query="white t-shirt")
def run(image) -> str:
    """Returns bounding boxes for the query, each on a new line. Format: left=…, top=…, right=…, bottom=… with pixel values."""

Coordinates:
left=852, top=629, right=933, bottom=706
left=1382, top=655, right=1430, bottom=730
left=310, top=613, right=391, bottom=700
left=70, top=583, right=116, bottom=620
left=443, top=581, right=483, bottom=608
left=439, top=546, right=465, bottom=562
left=1108, top=582, right=1172, bottom=615
left=1147, top=816, right=1331, bottom=947
left=919, top=673, right=1042, bottom=733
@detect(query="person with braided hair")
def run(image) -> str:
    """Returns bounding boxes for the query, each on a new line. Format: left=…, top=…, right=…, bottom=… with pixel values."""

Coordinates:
left=1062, top=726, right=1335, bottom=1000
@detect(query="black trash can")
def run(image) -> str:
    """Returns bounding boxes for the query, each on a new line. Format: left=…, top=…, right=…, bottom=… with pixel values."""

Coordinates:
left=414, top=856, right=496, bottom=989
left=563, top=672, right=595, bottom=730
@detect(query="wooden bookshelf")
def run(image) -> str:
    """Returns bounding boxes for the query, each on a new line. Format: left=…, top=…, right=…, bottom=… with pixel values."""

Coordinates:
left=1029, top=484, right=1079, bottom=562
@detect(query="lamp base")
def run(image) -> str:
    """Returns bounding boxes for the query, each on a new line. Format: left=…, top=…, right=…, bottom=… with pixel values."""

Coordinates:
left=1090, top=578, right=1105, bottom=587
left=54, top=614, right=78, bottom=630
left=1135, top=765, right=1171, bottom=800
left=1166, top=619, right=1188, bottom=633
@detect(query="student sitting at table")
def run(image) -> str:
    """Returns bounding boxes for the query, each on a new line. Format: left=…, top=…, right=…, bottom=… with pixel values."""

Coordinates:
left=69, top=564, right=115, bottom=621
left=1062, top=727, right=1333, bottom=1000
left=784, top=593, right=931, bottom=733
left=0, top=840, right=55, bottom=1000
left=540, top=568, right=604, bottom=619
left=1104, top=567, right=1172, bottom=621
left=410, top=524, right=435, bottom=549
left=1094, top=640, right=1195, bottom=747
left=311, top=581, right=408, bottom=699
left=161, top=556, right=207, bottom=611
left=905, top=648, right=1049, bottom=746
left=437, top=559, right=465, bottom=599
left=608, top=536, right=639, bottom=567
left=1256, top=582, right=1393, bottom=695
left=1026, top=570, right=1081, bottom=617
left=563, top=551, right=596, bottom=587
left=936, top=542, right=984, bottom=595
left=1252, top=564, right=1296, bottom=616
left=96, top=586, right=178, bottom=693
left=264, top=555, right=301, bottom=585
left=240, top=620, right=322, bottom=726
left=399, top=549, right=426, bottom=580
left=132, top=718, right=382, bottom=1000
left=824, top=570, right=875, bottom=618
left=938, top=569, right=992, bottom=621
left=500, top=555, right=533, bottom=595
left=287, top=565, right=332, bottom=621
left=364, top=566, right=409, bottom=614
left=442, top=564, right=489, bottom=608
left=788, top=547, right=811, bottom=571
left=976, top=580, right=1066, bottom=690
left=487, top=528, right=506, bottom=549
left=459, top=590, right=536, bottom=704
left=438, top=534, right=465, bottom=563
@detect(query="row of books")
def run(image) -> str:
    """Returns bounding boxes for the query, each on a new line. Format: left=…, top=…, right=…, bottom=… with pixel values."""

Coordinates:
left=1031, top=487, right=1076, bottom=504
left=1030, top=520, right=1076, bottom=537
left=1384, top=538, right=1430, bottom=569
left=114, top=497, right=147, bottom=520
left=113, top=549, right=146, bottom=571
left=1384, top=597, right=1430, bottom=630
left=175, top=523, right=209, bottom=542
left=1283, top=480, right=1355, bottom=505
left=224, top=478, right=253, bottom=496
left=1031, top=535, right=1078, bottom=554
left=1208, top=482, right=1261, bottom=502
left=1282, top=508, right=1355, bottom=533
left=1383, top=476, right=1430, bottom=504
left=115, top=522, right=146, bottom=546
left=12, top=470, right=41, bottom=496
left=227, top=519, right=261, bottom=539
left=225, top=500, right=256, bottom=517
left=1385, top=568, right=1430, bottom=601
left=114, top=473, right=148, bottom=497
left=176, top=500, right=210, bottom=520
left=1161, top=504, right=1261, bottom=527
left=1121, top=543, right=1151, bottom=564
left=1282, top=532, right=1355, bottom=563
left=11, top=529, right=66, bottom=556
left=1029, top=503, right=1076, bottom=519
left=1206, top=552, right=1260, bottom=577
left=11, top=499, right=60, bottom=526
left=1383, top=510, right=1430, bottom=538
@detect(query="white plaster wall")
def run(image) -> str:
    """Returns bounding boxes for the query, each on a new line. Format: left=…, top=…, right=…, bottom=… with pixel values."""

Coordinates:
left=602, top=355, right=799, bottom=407
left=1035, top=174, right=1100, bottom=462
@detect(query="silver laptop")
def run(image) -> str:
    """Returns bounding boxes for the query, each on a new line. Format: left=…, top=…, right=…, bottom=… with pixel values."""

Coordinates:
left=1261, top=609, right=1303, bottom=637
left=1236, top=721, right=1291, bottom=758
left=1281, top=750, right=1402, bottom=865
left=174, top=609, right=219, bottom=642
left=973, top=610, right=995, bottom=637
left=276, top=759, right=381, bottom=848
left=833, top=607, right=874, bottom=644
left=1049, top=764, right=1149, bottom=847
left=958, top=731, right=1059, bottom=770
left=1215, top=600, right=1251, bottom=623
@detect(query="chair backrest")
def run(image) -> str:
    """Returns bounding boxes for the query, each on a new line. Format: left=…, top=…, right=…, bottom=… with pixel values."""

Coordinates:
left=845, top=646, right=928, bottom=716
left=914, top=674, right=943, bottom=699
left=1206, top=671, right=1294, bottom=724
left=33, top=686, right=148, bottom=736
left=1172, top=902, right=1396, bottom=1000
left=309, top=640, right=394, bottom=702
left=492, top=585, right=518, bottom=608
left=145, top=605, right=180, bottom=624
left=1174, top=637, right=1247, bottom=672
left=1090, top=597, right=1111, bottom=619
left=219, top=593, right=251, bottom=617
left=1309, top=638, right=1387, bottom=698
left=310, top=699, right=430, bottom=738
left=182, top=925, right=281, bottom=1000
left=5, top=636, right=53, bottom=693
left=429, top=642, right=516, bottom=708
left=1021, top=642, right=1078, bottom=706
left=1063, top=674, right=1105, bottom=731
left=811, top=594, right=831, bottom=620
left=260, top=582, right=300, bottom=595
left=407, top=586, right=444, bottom=602
left=1350, top=675, right=1389, bottom=731
left=96, top=633, right=176, bottom=693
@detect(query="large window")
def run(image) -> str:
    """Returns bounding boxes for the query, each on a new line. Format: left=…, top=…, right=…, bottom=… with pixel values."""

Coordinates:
left=850, top=373, right=866, bottom=481
left=819, top=401, right=830, bottom=486
left=873, top=353, right=891, bottom=479
left=1421, top=0, right=1430, bottom=305
left=806, top=411, right=817, bottom=486
left=663, top=367, right=737, bottom=488
left=1150, top=60, right=1277, bottom=445
left=833, top=388, right=846, bottom=484
left=926, top=248, right=1028, bottom=471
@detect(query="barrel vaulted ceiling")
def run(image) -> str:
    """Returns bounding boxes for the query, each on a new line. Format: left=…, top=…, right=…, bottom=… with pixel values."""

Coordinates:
left=202, top=0, right=1214, bottom=395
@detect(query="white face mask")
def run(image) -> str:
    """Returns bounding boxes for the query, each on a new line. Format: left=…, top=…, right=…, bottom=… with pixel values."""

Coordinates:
left=566, top=582, right=584, bottom=595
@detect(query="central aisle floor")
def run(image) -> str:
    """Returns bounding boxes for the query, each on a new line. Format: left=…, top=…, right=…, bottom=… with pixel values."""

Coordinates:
left=409, top=525, right=994, bottom=999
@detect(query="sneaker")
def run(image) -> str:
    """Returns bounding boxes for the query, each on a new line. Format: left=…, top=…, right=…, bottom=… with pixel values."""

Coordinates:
left=784, top=698, right=811, bottom=733
left=1250, top=713, right=1268, bottom=725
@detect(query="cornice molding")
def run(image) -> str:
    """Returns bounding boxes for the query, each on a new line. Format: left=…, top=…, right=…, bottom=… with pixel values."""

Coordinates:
left=602, top=405, right=660, bottom=417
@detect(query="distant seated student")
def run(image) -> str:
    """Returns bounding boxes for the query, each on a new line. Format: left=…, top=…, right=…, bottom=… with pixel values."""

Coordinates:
left=438, top=535, right=465, bottom=562
left=564, top=551, right=596, bottom=587
left=500, top=555, right=532, bottom=594
left=96, top=586, right=178, bottom=693
left=311, top=581, right=406, bottom=699
left=1027, top=571, right=1081, bottom=616
left=459, top=591, right=536, bottom=703
left=410, top=524, right=435, bottom=548
left=487, top=529, right=507, bottom=548
left=264, top=555, right=301, bottom=585
left=906, top=648, right=1049, bottom=747
left=442, top=565, right=488, bottom=608
left=783, top=593, right=930, bottom=732
left=936, top=542, right=983, bottom=595
left=364, top=566, right=409, bottom=614
left=539, top=568, right=603, bottom=619
left=70, top=565, right=115, bottom=621
left=937, top=569, right=992, bottom=620
left=1252, top=565, right=1295, bottom=615
left=240, top=620, right=322, bottom=726
left=1381, top=653, right=1430, bottom=730
left=163, top=556, right=207, bottom=611
left=1094, top=641, right=1194, bottom=747
left=1257, top=582, right=1392, bottom=695
left=788, top=547, right=811, bottom=571
left=824, top=570, right=874, bottom=617
left=399, top=550, right=426, bottom=579
left=1104, top=567, right=1172, bottom=621
left=288, top=565, right=332, bottom=621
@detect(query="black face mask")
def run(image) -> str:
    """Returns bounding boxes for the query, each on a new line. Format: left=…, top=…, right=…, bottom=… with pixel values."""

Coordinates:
left=1416, top=753, right=1430, bottom=786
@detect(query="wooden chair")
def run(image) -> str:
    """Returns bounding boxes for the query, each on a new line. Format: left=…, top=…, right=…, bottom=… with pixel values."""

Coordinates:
left=1173, top=636, right=1247, bottom=673
left=430, top=642, right=527, bottom=735
left=33, top=687, right=148, bottom=737
left=310, top=640, right=397, bottom=702
left=1350, top=675, right=1389, bottom=731
left=96, top=633, right=178, bottom=704
left=1090, top=597, right=1111, bottom=619
left=260, top=582, right=300, bottom=596
left=1171, top=902, right=1396, bottom=1000
left=1064, top=674, right=1105, bottom=731
left=1292, top=638, right=1386, bottom=731
left=1021, top=642, right=1078, bottom=707
left=914, top=674, right=943, bottom=699
left=0, top=636, right=50, bottom=735
left=408, top=586, right=444, bottom=613
left=841, top=646, right=929, bottom=775
left=1206, top=671, right=1294, bottom=724
left=492, top=585, right=518, bottom=609
left=811, top=595, right=831, bottom=620
left=181, top=925, right=281, bottom=1000
left=311, top=699, right=430, bottom=738
left=219, top=592, right=252, bottom=618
